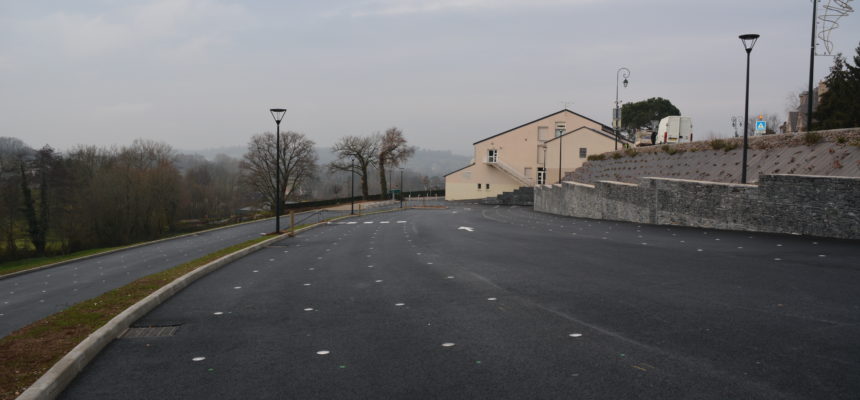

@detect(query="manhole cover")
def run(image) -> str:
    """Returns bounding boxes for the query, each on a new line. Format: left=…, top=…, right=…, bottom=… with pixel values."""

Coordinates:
left=121, top=324, right=181, bottom=338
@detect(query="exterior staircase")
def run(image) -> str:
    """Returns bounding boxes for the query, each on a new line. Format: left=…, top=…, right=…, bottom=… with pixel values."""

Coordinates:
left=481, top=186, right=534, bottom=206
left=485, top=158, right=532, bottom=186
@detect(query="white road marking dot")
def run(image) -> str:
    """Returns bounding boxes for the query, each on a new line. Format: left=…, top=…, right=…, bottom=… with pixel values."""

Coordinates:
left=304, top=308, right=314, bottom=311
left=395, top=303, right=405, bottom=306
left=269, top=258, right=275, bottom=262
left=427, top=262, right=433, bottom=265
left=774, top=258, right=782, bottom=261
left=192, top=357, right=206, bottom=362
left=213, top=312, right=224, bottom=315
left=234, top=286, right=242, bottom=289
left=818, top=254, right=826, bottom=258
left=441, top=343, right=455, bottom=347
left=446, top=276, right=454, bottom=279
left=696, top=249, right=703, bottom=252
left=303, top=283, right=312, bottom=286
left=375, top=280, right=383, bottom=283
left=737, top=247, right=743, bottom=249
left=253, top=270, right=259, bottom=273
left=777, top=244, right=783, bottom=247
left=487, top=297, right=497, bottom=301
left=316, top=350, right=330, bottom=355
left=569, top=333, right=583, bottom=338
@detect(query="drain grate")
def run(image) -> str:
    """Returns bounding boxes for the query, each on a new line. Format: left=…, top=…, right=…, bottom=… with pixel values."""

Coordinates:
left=121, top=324, right=181, bottom=338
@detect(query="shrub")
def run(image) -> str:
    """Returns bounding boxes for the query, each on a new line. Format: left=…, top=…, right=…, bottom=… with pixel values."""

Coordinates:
left=661, top=145, right=671, bottom=152
left=803, top=131, right=822, bottom=145
left=836, top=136, right=847, bottom=144
left=709, top=139, right=727, bottom=150
left=612, top=152, right=623, bottom=159
left=587, top=154, right=606, bottom=161
left=723, top=142, right=738, bottom=152
left=624, top=148, right=638, bottom=157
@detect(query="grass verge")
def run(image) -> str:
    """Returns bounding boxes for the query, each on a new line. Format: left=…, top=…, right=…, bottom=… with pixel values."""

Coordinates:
left=0, top=235, right=270, bottom=400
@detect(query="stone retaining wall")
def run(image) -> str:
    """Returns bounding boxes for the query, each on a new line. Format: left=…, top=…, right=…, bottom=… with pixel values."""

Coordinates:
left=534, top=174, right=860, bottom=239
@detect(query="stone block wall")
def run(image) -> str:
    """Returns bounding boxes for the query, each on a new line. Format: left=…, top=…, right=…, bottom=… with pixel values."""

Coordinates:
left=534, top=174, right=860, bottom=240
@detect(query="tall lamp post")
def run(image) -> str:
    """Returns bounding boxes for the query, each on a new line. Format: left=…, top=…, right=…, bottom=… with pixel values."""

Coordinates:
left=739, top=34, right=759, bottom=184
left=399, top=167, right=404, bottom=209
left=614, top=67, right=630, bottom=150
left=269, top=108, right=286, bottom=233
left=350, top=158, right=355, bottom=215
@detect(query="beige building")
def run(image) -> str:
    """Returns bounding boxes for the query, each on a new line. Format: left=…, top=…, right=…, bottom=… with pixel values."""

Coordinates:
left=445, top=109, right=628, bottom=201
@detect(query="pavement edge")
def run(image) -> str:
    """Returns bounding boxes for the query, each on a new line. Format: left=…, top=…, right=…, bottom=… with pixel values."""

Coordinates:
left=14, top=228, right=299, bottom=400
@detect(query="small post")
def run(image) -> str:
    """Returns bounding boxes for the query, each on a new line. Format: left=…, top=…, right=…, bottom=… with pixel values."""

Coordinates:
left=358, top=203, right=362, bottom=216
left=289, top=210, right=295, bottom=237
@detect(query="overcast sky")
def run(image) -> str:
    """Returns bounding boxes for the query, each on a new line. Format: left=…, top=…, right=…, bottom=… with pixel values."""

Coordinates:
left=2, top=0, right=858, bottom=156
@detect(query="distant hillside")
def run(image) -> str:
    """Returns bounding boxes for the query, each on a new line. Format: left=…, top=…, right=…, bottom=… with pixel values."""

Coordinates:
left=182, top=146, right=469, bottom=179
left=567, top=128, right=860, bottom=184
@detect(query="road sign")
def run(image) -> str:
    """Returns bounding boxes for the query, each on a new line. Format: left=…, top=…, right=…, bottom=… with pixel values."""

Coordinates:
left=755, top=120, right=767, bottom=134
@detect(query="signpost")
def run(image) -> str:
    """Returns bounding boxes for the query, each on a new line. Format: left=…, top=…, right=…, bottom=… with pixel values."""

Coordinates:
left=755, top=120, right=767, bottom=135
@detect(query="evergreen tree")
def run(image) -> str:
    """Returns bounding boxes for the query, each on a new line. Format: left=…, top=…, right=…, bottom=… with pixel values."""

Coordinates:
left=620, top=97, right=681, bottom=131
left=813, top=42, right=860, bottom=130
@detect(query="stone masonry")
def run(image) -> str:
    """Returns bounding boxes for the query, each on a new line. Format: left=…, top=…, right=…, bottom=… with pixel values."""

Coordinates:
left=534, top=174, right=860, bottom=240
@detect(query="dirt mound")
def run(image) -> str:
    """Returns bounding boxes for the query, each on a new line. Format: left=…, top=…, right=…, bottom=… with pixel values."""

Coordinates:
left=567, top=128, right=860, bottom=184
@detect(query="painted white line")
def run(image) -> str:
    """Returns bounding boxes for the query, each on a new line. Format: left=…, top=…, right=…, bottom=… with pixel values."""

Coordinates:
left=316, top=350, right=330, bottom=355
left=458, top=226, right=475, bottom=232
left=441, top=342, right=456, bottom=347
left=213, top=312, right=224, bottom=315
left=397, top=221, right=407, bottom=224
left=364, top=222, right=374, bottom=224
left=487, top=297, right=497, bottom=301
left=569, top=333, right=583, bottom=338
left=304, top=308, right=314, bottom=311
left=395, top=303, right=405, bottom=306
left=233, top=286, right=242, bottom=289
left=192, top=357, right=206, bottom=362
left=380, top=221, right=390, bottom=224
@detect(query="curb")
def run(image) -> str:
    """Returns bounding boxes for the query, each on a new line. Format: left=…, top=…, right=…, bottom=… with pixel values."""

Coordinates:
left=14, top=219, right=326, bottom=400
left=12, top=206, right=417, bottom=400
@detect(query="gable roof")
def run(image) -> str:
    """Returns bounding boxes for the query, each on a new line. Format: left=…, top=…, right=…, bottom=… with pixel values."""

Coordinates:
left=443, top=163, right=475, bottom=177
left=473, top=109, right=613, bottom=145
left=544, top=126, right=632, bottom=144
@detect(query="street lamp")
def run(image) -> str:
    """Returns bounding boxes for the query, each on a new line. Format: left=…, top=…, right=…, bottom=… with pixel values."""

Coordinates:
left=399, top=167, right=404, bottom=209
left=269, top=108, right=286, bottom=233
left=615, top=67, right=630, bottom=150
left=739, top=33, right=759, bottom=184
left=350, top=158, right=355, bottom=215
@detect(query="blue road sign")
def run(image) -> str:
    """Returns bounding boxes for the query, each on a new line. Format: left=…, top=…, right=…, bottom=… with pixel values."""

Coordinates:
left=755, top=121, right=767, bottom=132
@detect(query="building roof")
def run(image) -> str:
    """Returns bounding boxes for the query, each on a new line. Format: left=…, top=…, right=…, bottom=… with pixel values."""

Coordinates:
left=473, top=109, right=613, bottom=145
left=544, top=126, right=632, bottom=145
left=443, top=163, right=475, bottom=177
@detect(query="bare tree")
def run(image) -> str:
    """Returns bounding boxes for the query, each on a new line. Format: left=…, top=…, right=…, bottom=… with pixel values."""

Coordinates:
left=329, top=135, right=377, bottom=199
left=377, top=127, right=416, bottom=196
left=241, top=131, right=317, bottom=212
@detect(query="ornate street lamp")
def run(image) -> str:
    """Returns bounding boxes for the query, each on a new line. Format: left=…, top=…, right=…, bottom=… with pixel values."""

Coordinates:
left=615, top=67, right=630, bottom=150
left=739, top=34, right=759, bottom=184
left=269, top=108, right=286, bottom=233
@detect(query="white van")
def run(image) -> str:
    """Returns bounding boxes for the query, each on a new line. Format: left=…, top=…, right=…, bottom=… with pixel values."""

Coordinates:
left=655, top=116, right=693, bottom=144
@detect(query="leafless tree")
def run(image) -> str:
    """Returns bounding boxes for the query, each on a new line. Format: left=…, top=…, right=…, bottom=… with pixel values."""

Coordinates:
left=329, top=135, right=378, bottom=199
left=241, top=131, right=317, bottom=212
left=376, top=127, right=415, bottom=196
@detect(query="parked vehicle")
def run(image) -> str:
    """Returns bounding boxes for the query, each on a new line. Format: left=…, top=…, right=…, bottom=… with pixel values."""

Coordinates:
left=655, top=116, right=693, bottom=144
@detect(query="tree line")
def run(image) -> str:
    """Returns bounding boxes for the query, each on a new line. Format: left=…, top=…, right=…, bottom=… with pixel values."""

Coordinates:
left=0, top=127, right=416, bottom=262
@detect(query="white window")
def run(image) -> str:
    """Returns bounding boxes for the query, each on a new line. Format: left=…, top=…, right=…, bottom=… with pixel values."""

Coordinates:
left=555, top=122, right=566, bottom=138
left=537, top=168, right=546, bottom=185
left=487, top=149, right=498, bottom=163
left=537, top=126, right=549, bottom=141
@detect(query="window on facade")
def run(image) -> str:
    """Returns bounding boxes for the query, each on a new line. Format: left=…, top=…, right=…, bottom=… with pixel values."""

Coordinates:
left=486, top=183, right=490, bottom=189
left=579, top=148, right=587, bottom=158
left=487, top=149, right=498, bottom=163
left=537, top=168, right=546, bottom=185
left=537, top=126, right=549, bottom=141
left=555, top=122, right=566, bottom=138
left=477, top=183, right=482, bottom=189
